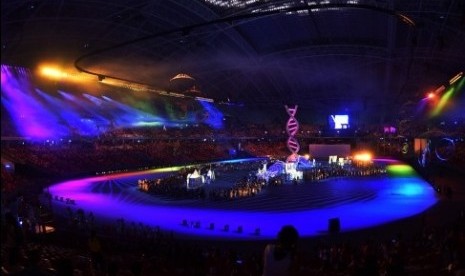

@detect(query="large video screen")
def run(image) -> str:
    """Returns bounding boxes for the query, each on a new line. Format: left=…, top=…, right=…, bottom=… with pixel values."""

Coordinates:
left=329, top=115, right=349, bottom=129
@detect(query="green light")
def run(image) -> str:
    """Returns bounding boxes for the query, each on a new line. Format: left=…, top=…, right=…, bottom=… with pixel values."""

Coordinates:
left=387, top=164, right=416, bottom=177
left=456, top=77, right=465, bottom=91
left=133, top=121, right=163, bottom=127
left=431, top=87, right=454, bottom=117
left=151, top=166, right=184, bottom=173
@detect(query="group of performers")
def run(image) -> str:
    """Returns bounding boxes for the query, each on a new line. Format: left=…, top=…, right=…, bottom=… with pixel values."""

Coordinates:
left=137, top=158, right=387, bottom=201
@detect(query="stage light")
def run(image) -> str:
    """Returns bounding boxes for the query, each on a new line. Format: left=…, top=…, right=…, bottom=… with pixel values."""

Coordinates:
left=170, top=73, right=195, bottom=81
left=169, top=92, right=185, bottom=98
left=353, top=152, right=372, bottom=162
left=449, top=72, right=463, bottom=85
left=434, top=85, right=445, bottom=94
left=431, top=87, right=455, bottom=117
left=427, top=92, right=435, bottom=99
left=40, top=66, right=67, bottom=79
left=38, top=65, right=89, bottom=82
left=195, top=96, right=214, bottom=102
left=386, top=164, right=416, bottom=177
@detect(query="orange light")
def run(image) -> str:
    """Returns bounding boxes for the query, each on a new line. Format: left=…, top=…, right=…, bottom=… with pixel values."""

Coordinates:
left=353, top=152, right=372, bottom=162
left=427, top=92, right=435, bottom=99
left=38, top=64, right=92, bottom=83
left=39, top=66, right=67, bottom=79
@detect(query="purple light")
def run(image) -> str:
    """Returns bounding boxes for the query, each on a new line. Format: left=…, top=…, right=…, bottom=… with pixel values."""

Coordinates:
left=1, top=65, right=58, bottom=138
left=383, top=126, right=397, bottom=134
left=48, top=160, right=437, bottom=240
left=373, top=158, right=400, bottom=163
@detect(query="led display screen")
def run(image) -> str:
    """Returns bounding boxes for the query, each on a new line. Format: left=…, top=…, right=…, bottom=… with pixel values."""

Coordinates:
left=329, top=115, right=349, bottom=129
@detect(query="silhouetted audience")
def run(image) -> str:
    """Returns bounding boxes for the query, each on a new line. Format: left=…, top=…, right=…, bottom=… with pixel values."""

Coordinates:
left=262, top=225, right=300, bottom=276
left=2, top=212, right=24, bottom=272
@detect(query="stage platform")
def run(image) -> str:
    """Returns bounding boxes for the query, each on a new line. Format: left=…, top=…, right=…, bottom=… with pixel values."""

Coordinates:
left=48, top=158, right=438, bottom=240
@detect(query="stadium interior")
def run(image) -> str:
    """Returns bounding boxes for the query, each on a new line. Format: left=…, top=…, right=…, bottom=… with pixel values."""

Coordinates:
left=1, top=1, right=465, bottom=275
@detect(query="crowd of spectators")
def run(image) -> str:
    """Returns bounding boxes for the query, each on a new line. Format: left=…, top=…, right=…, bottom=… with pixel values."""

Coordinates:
left=1, top=138, right=232, bottom=178
left=448, top=140, right=465, bottom=172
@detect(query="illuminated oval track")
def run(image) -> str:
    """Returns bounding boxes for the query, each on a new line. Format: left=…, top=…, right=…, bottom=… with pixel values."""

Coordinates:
left=48, top=159, right=438, bottom=240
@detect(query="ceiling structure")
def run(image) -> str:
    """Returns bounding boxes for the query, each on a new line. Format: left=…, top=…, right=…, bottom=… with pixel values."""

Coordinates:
left=2, top=0, right=464, bottom=124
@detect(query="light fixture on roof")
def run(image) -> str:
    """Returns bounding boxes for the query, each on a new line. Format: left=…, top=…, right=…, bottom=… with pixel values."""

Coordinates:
left=170, top=73, right=195, bottom=82
left=449, top=72, right=463, bottom=85
left=195, top=96, right=214, bottom=102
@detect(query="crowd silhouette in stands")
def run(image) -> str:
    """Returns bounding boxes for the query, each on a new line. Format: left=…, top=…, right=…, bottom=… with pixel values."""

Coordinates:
left=2, top=193, right=464, bottom=275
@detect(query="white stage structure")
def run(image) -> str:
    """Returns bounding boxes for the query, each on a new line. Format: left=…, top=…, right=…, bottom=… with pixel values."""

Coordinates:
left=186, top=168, right=215, bottom=189
left=186, top=169, right=205, bottom=189
left=256, top=162, right=284, bottom=182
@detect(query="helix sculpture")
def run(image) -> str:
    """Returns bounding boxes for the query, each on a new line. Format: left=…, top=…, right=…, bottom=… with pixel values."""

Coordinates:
left=285, top=105, right=300, bottom=162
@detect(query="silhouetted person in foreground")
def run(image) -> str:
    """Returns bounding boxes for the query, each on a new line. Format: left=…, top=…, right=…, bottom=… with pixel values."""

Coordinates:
left=2, top=212, right=24, bottom=272
left=88, top=229, right=104, bottom=272
left=262, top=225, right=299, bottom=276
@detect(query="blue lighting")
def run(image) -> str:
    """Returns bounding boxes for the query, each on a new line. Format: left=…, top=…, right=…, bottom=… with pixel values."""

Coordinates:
left=397, top=183, right=424, bottom=196
left=198, top=101, right=224, bottom=129
left=48, top=160, right=438, bottom=240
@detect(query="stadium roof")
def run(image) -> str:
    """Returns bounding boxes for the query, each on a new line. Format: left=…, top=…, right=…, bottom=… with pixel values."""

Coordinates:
left=2, top=0, right=464, bottom=123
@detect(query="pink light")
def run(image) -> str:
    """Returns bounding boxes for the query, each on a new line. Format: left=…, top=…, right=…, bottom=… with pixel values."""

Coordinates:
left=373, top=158, right=400, bottom=163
